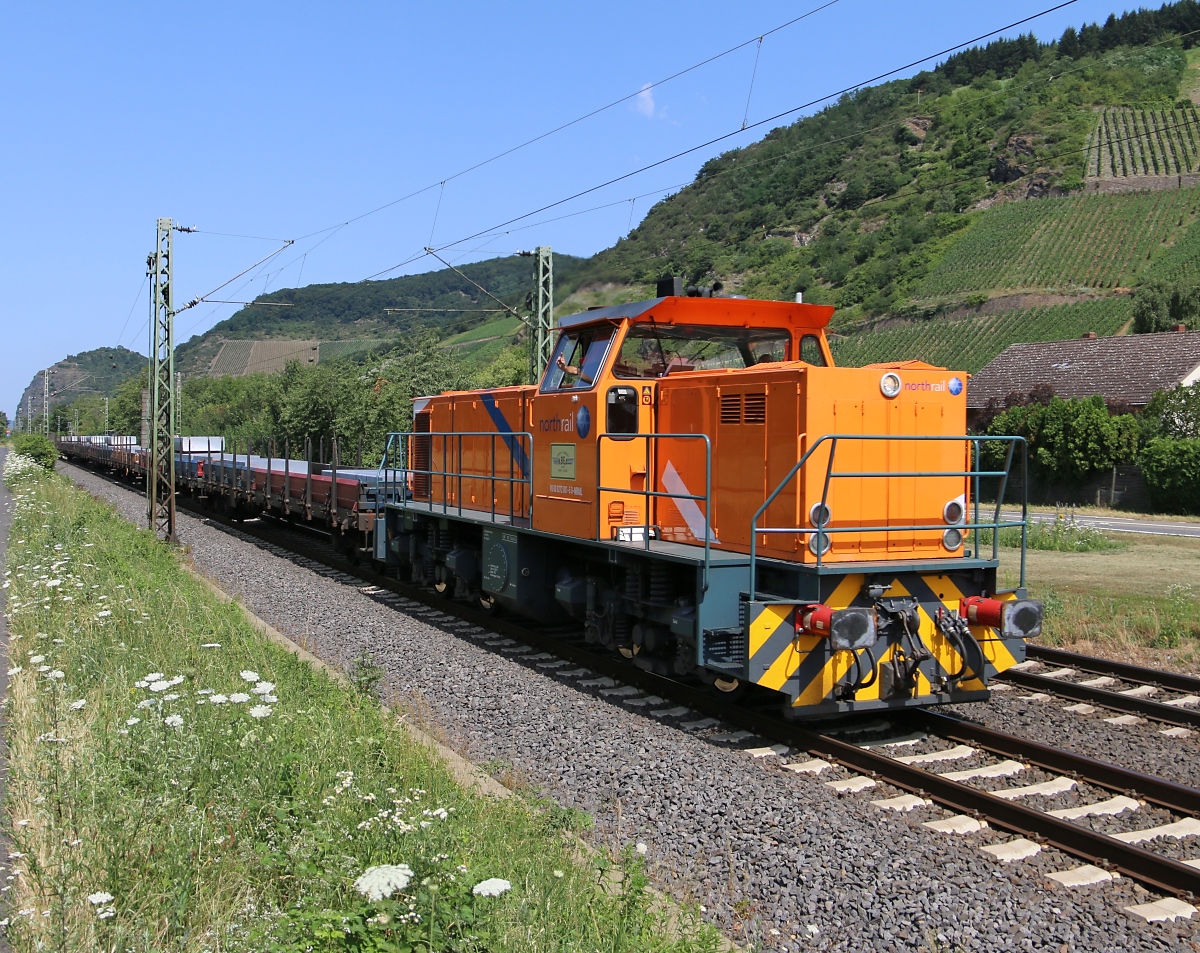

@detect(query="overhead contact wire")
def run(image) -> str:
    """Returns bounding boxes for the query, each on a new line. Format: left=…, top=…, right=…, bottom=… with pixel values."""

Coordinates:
left=427, top=0, right=1081, bottom=256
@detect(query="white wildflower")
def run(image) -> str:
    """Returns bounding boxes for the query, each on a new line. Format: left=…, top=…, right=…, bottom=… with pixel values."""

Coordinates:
left=69, top=700, right=86, bottom=711
left=197, top=689, right=214, bottom=695
left=229, top=692, right=250, bottom=703
left=28, top=655, right=44, bottom=664
left=45, top=580, right=60, bottom=588
left=96, top=906, right=115, bottom=919
left=635, top=843, right=647, bottom=855
left=200, top=643, right=221, bottom=649
left=166, top=675, right=184, bottom=687
left=96, top=610, right=111, bottom=618
left=145, top=673, right=164, bottom=681
left=248, top=705, right=272, bottom=719
left=5, top=666, right=20, bottom=676
left=47, top=670, right=64, bottom=680
left=148, top=680, right=171, bottom=692
left=553, top=869, right=564, bottom=878
left=162, top=693, right=180, bottom=702
left=251, top=681, right=275, bottom=695
left=263, top=695, right=278, bottom=703
left=239, top=670, right=260, bottom=682
left=472, top=878, right=512, bottom=898
left=209, top=694, right=228, bottom=705
left=136, top=699, right=156, bottom=709
left=354, top=864, right=414, bottom=901
left=35, top=665, right=50, bottom=673
left=125, top=717, right=140, bottom=726
left=134, top=680, right=148, bottom=689
left=87, top=892, right=113, bottom=906
left=163, top=714, right=183, bottom=729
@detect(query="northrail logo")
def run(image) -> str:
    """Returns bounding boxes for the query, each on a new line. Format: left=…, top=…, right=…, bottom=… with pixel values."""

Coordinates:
left=903, top=378, right=964, bottom=395
left=537, top=406, right=591, bottom=439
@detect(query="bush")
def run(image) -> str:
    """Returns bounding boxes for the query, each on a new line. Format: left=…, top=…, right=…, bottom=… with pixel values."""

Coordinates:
left=985, top=395, right=1138, bottom=485
left=11, top=432, right=57, bottom=469
left=1141, top=437, right=1200, bottom=514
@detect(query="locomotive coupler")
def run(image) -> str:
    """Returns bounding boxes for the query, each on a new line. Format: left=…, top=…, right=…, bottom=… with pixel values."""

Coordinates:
left=873, top=595, right=928, bottom=700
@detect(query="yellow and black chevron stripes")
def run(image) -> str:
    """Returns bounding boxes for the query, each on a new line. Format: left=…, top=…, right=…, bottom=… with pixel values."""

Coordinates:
left=744, top=571, right=1028, bottom=710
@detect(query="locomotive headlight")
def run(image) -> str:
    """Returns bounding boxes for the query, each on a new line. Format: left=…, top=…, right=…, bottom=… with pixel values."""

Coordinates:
left=942, top=527, right=963, bottom=550
left=944, top=496, right=965, bottom=524
left=809, top=502, right=831, bottom=527
left=880, top=372, right=902, bottom=398
left=808, top=531, right=832, bottom=556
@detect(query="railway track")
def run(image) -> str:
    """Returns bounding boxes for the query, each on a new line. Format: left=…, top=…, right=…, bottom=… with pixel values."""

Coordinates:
left=997, top=647, right=1200, bottom=729
left=171, top=497, right=1200, bottom=919
left=59, top=463, right=1200, bottom=923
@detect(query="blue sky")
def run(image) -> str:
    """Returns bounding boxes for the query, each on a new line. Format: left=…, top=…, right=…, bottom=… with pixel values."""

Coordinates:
left=1, top=0, right=1136, bottom=419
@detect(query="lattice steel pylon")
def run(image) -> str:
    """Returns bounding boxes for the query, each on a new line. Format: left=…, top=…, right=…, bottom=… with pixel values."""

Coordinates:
left=528, top=246, right=553, bottom=384
left=41, top=369, right=49, bottom=435
left=146, top=217, right=177, bottom=541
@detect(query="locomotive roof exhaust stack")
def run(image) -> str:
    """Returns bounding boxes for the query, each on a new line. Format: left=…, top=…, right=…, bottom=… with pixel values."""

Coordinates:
left=657, top=276, right=684, bottom=297
left=657, top=276, right=726, bottom=298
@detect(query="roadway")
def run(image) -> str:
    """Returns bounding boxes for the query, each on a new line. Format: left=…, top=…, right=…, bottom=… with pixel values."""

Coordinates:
left=1001, top=509, right=1200, bottom=539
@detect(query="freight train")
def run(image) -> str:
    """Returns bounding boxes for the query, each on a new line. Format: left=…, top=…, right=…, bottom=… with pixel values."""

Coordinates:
left=58, top=279, right=1041, bottom=718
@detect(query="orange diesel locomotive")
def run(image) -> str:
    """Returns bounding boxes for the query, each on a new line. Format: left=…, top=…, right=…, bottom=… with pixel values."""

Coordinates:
left=375, top=279, right=1040, bottom=717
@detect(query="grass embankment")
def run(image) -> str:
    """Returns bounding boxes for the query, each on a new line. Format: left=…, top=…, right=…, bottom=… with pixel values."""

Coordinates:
left=993, top=524, right=1200, bottom=671
left=0, top=456, right=720, bottom=952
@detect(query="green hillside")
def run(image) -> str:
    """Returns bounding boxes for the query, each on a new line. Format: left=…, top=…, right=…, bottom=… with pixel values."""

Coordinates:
left=915, top=187, right=1200, bottom=302
left=830, top=298, right=1134, bottom=372
left=15, top=346, right=144, bottom=431
left=139, top=2, right=1200, bottom=396
left=1088, top=105, right=1200, bottom=176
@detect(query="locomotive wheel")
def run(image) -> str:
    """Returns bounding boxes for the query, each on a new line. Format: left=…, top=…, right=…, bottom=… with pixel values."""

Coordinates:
left=713, top=676, right=741, bottom=693
left=477, top=592, right=498, bottom=614
left=433, top=579, right=452, bottom=598
left=617, top=645, right=642, bottom=659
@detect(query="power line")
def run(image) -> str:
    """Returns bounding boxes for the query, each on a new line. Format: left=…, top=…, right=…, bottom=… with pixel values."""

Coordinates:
left=166, top=0, right=1081, bottom=360
left=289, top=0, right=847, bottom=245
left=389, top=1, right=1082, bottom=264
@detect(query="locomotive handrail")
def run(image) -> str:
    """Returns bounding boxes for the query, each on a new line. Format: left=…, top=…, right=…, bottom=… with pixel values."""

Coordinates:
left=379, top=430, right=535, bottom=523
left=596, top=433, right=713, bottom=593
left=748, top=433, right=1029, bottom=601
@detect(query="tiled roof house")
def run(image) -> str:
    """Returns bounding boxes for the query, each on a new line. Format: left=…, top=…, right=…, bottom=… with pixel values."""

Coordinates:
left=967, top=328, right=1200, bottom=412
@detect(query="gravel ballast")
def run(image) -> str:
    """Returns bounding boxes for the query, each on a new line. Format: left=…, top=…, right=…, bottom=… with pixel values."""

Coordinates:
left=59, top=462, right=1200, bottom=952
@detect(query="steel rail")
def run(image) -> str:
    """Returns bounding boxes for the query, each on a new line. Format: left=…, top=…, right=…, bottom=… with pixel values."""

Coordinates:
left=786, top=722, right=1200, bottom=899
left=1028, top=644, right=1200, bottom=695
left=59, top=456, right=1200, bottom=901
left=999, top=669, right=1200, bottom=729
left=909, top=709, right=1200, bottom=816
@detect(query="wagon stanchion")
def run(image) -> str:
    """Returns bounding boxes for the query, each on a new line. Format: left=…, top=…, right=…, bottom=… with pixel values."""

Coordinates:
left=305, top=437, right=313, bottom=521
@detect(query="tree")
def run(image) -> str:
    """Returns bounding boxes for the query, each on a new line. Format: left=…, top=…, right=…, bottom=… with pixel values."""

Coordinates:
left=1142, top=383, right=1200, bottom=440
left=1133, top=281, right=1200, bottom=333
left=0, top=410, right=8, bottom=434
left=1059, top=26, right=1081, bottom=59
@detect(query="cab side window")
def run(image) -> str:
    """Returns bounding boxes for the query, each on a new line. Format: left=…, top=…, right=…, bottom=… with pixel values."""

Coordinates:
left=606, top=386, right=638, bottom=437
left=800, top=334, right=827, bottom=366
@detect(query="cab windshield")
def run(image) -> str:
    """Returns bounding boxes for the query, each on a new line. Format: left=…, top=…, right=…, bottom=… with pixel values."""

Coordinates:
left=614, top=323, right=791, bottom=378
left=542, top=325, right=615, bottom=391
